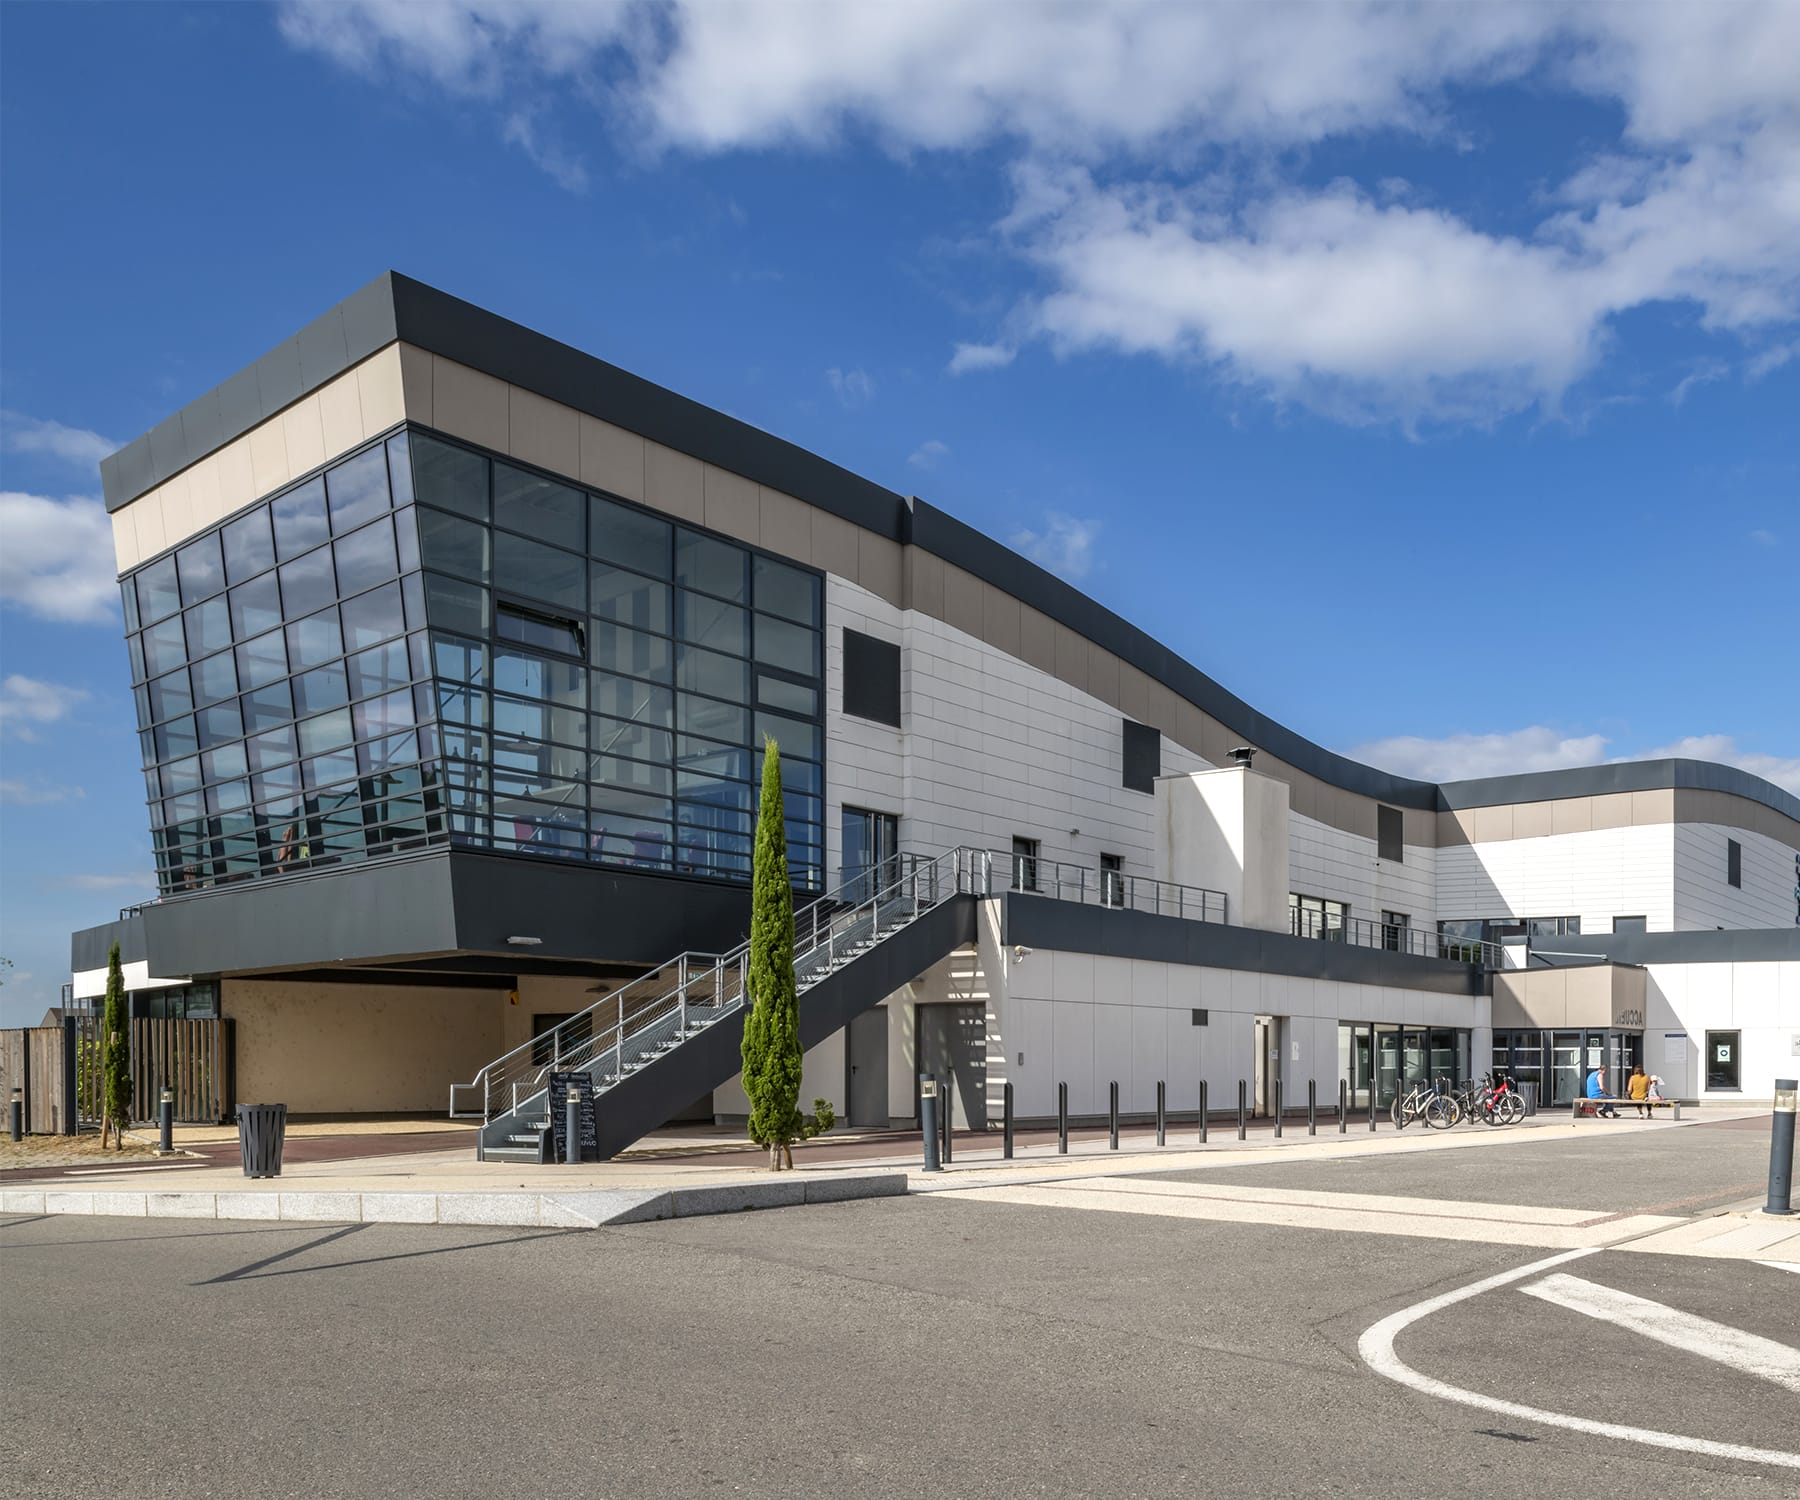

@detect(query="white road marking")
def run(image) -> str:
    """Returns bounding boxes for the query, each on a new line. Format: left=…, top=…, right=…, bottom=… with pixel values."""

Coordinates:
left=1520, top=1272, right=1800, bottom=1395
left=1357, top=1248, right=1800, bottom=1471
left=1759, top=1260, right=1800, bottom=1274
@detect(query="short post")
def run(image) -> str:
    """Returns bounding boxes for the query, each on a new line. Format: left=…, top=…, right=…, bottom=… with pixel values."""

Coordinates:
left=1003, top=1080, right=1015, bottom=1160
left=920, top=1074, right=941, bottom=1172
left=1338, top=1079, right=1347, bottom=1135
left=941, top=1070, right=954, bottom=1165
left=1273, top=1081, right=1283, bottom=1139
left=8, top=1086, right=20, bottom=1143
left=1108, top=1080, right=1119, bottom=1150
left=1057, top=1081, right=1068, bottom=1154
left=158, top=1086, right=174, bottom=1154
left=1308, top=1079, right=1317, bottom=1137
left=564, top=1085, right=581, bottom=1165
left=1370, top=1085, right=1378, bottom=1131
left=1156, top=1080, right=1166, bottom=1147
left=1237, top=1079, right=1247, bottom=1142
left=1766, top=1078, right=1797, bottom=1216
left=1198, top=1080, right=1208, bottom=1144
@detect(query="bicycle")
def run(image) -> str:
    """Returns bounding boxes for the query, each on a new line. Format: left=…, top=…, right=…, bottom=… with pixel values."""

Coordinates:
left=1391, top=1080, right=1456, bottom=1130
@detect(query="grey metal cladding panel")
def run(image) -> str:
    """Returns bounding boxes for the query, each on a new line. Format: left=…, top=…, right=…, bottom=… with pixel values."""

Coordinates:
left=255, top=338, right=305, bottom=418
left=1003, top=894, right=1485, bottom=998
left=98, top=449, right=127, bottom=508
left=386, top=273, right=910, bottom=541
left=214, top=365, right=264, bottom=446
left=112, top=436, right=155, bottom=505
left=1439, top=757, right=1800, bottom=825
left=295, top=306, right=350, bottom=390
left=339, top=272, right=400, bottom=363
left=141, top=856, right=460, bottom=976
left=70, top=915, right=148, bottom=973
left=179, top=388, right=229, bottom=462
left=146, top=413, right=189, bottom=488
left=1530, top=928, right=1800, bottom=966
left=447, top=852, right=753, bottom=963
left=909, top=499, right=1441, bottom=809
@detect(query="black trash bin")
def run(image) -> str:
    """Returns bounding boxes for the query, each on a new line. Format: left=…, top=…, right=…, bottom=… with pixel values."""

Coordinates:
left=237, top=1103, right=288, bottom=1178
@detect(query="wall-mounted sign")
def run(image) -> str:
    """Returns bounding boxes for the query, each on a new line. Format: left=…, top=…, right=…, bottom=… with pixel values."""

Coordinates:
left=1715, top=1042, right=1733, bottom=1063
left=1615, top=1008, right=1644, bottom=1028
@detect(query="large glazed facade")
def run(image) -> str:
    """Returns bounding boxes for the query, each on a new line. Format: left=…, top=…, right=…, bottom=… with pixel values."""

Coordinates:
left=72, top=274, right=1800, bottom=1136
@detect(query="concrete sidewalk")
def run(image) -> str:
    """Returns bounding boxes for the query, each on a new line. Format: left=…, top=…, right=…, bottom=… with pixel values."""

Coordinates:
left=3, top=1104, right=1762, bottom=1230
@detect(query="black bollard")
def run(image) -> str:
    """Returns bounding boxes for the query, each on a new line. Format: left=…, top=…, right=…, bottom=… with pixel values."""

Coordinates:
left=158, top=1087, right=174, bottom=1154
left=1199, top=1079, right=1208, bottom=1145
left=920, top=1074, right=942, bottom=1172
left=1274, top=1081, right=1283, bottom=1139
left=8, top=1086, right=20, bottom=1143
left=1308, top=1079, right=1317, bottom=1137
left=1338, top=1079, right=1348, bottom=1135
left=1370, top=1085, right=1378, bottom=1131
left=1057, top=1081, right=1069, bottom=1154
left=1109, top=1080, right=1119, bottom=1150
left=1003, top=1080, right=1015, bottom=1160
left=1237, top=1079, right=1247, bottom=1142
left=1156, top=1080, right=1166, bottom=1147
left=1766, top=1078, right=1797, bottom=1216
left=565, top=1086, right=582, bottom=1165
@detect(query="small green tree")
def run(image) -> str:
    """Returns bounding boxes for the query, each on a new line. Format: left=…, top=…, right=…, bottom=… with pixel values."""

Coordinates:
left=100, top=942, right=131, bottom=1149
left=740, top=738, right=834, bottom=1169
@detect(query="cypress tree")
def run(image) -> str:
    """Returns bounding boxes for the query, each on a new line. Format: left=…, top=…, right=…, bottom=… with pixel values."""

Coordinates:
left=101, top=941, right=131, bottom=1149
left=741, top=738, right=834, bottom=1169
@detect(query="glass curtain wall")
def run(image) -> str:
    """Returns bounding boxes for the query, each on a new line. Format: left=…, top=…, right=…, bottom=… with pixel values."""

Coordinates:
left=124, top=433, right=434, bottom=895
left=409, top=431, right=825, bottom=890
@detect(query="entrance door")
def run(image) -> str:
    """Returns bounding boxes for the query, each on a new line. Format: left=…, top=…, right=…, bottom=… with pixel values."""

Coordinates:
left=1253, top=1015, right=1281, bottom=1117
left=1550, top=1031, right=1583, bottom=1105
left=918, top=1004, right=987, bottom=1129
left=848, top=1008, right=888, bottom=1128
left=842, top=807, right=899, bottom=903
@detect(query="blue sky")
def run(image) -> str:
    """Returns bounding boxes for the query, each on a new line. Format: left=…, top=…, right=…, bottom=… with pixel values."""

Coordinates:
left=1, top=1, right=1795, bottom=1023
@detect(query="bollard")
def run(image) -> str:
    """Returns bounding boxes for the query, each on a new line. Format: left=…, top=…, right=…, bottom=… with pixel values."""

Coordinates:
left=158, top=1087, right=174, bottom=1155
left=1308, top=1079, right=1317, bottom=1137
left=942, top=1070, right=954, bottom=1165
left=8, top=1086, right=20, bottom=1143
left=1057, top=1081, right=1069, bottom=1154
left=1003, top=1080, right=1015, bottom=1160
left=1198, top=1079, right=1208, bottom=1145
left=1274, top=1081, right=1283, bottom=1140
left=1766, top=1078, right=1796, bottom=1216
left=565, top=1085, right=582, bottom=1165
left=1338, top=1079, right=1347, bottom=1135
left=1109, top=1081, right=1120, bottom=1150
left=1156, top=1080, right=1166, bottom=1148
left=920, top=1074, right=942, bottom=1172
left=1237, top=1079, right=1247, bottom=1142
left=1370, top=1086, right=1378, bottom=1132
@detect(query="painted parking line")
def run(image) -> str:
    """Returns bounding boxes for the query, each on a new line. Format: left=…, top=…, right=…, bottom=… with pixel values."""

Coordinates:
left=1760, top=1260, right=1800, bottom=1274
left=1357, top=1248, right=1800, bottom=1471
left=1520, top=1272, right=1800, bottom=1395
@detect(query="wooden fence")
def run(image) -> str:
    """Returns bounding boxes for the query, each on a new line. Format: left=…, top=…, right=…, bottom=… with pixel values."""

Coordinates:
left=0, top=1027, right=70, bottom=1133
left=1, top=1017, right=233, bottom=1131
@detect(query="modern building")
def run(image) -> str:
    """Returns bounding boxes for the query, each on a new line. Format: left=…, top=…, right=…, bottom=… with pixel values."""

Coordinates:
left=69, top=274, right=1800, bottom=1154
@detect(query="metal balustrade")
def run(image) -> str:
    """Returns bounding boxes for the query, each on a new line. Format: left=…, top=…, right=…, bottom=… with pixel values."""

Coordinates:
left=1288, top=907, right=1505, bottom=968
left=985, top=850, right=1229, bottom=925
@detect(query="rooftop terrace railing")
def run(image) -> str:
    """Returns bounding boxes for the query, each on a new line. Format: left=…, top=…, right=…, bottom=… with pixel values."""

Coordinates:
left=1289, top=907, right=1504, bottom=968
left=985, top=850, right=1229, bottom=926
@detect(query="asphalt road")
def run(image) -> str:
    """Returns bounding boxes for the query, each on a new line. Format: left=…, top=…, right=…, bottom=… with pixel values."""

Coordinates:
left=3, top=1126, right=1795, bottom=1499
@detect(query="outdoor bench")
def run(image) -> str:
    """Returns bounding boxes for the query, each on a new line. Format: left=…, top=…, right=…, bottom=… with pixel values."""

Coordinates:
left=1570, top=1097, right=1681, bottom=1121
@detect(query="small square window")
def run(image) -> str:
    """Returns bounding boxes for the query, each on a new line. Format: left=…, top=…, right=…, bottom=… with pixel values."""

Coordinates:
left=1122, top=719, right=1159, bottom=794
left=843, top=629, right=901, bottom=727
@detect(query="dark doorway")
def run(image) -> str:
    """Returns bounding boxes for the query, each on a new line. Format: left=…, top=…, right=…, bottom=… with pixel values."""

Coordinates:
left=918, top=1004, right=987, bottom=1129
left=848, top=1008, right=889, bottom=1128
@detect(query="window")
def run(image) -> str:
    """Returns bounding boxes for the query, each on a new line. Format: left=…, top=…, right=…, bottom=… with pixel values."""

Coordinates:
left=1100, top=853, right=1124, bottom=908
left=1612, top=915, right=1647, bottom=934
left=842, top=629, right=901, bottom=727
left=496, top=603, right=582, bottom=659
left=1381, top=910, right=1409, bottom=952
left=842, top=808, right=899, bottom=903
left=1122, top=719, right=1160, bottom=794
left=1290, top=893, right=1347, bottom=940
left=1012, top=836, right=1040, bottom=893
left=1527, top=916, right=1581, bottom=939
left=1704, top=1030, right=1741, bottom=1091
left=1377, top=805, right=1403, bottom=863
left=1727, top=837, right=1742, bottom=888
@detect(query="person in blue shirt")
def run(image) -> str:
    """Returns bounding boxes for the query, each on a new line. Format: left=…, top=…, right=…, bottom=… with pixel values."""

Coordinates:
left=1586, top=1065, right=1620, bottom=1118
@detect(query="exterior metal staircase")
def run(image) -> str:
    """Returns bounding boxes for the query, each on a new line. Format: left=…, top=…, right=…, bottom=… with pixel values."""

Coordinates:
left=451, top=846, right=992, bottom=1162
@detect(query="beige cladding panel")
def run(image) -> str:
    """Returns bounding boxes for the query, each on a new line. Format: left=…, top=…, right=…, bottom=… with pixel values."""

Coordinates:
left=1492, top=970, right=1566, bottom=1028
left=1562, top=965, right=1613, bottom=1027
left=704, top=464, right=760, bottom=546
left=1512, top=800, right=1554, bottom=840
left=759, top=486, right=813, bottom=565
left=857, top=530, right=905, bottom=608
left=904, top=546, right=945, bottom=618
left=579, top=413, right=646, bottom=502
left=431, top=354, right=510, bottom=453
left=1591, top=792, right=1633, bottom=830
left=224, top=978, right=506, bottom=1114
left=981, top=581, right=1022, bottom=660
left=509, top=385, right=580, bottom=479
left=810, top=507, right=860, bottom=579
left=1017, top=603, right=1058, bottom=675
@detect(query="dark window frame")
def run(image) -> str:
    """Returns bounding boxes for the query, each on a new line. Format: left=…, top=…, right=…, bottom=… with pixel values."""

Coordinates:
left=1727, top=837, right=1742, bottom=889
left=1122, top=719, right=1160, bottom=794
left=842, top=628, right=901, bottom=728
left=1377, top=805, right=1403, bottom=863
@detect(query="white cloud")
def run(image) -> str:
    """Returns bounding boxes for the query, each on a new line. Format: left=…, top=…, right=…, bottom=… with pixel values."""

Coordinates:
left=0, top=674, right=90, bottom=743
left=1009, top=512, right=1099, bottom=582
left=826, top=367, right=875, bottom=409
left=1349, top=726, right=1611, bottom=782
left=0, top=778, right=86, bottom=806
left=0, top=492, right=119, bottom=624
left=0, top=411, right=118, bottom=473
left=502, top=110, right=590, bottom=193
left=908, top=439, right=950, bottom=470
left=1668, top=361, right=1728, bottom=406
left=1348, top=724, right=1800, bottom=796
left=1747, top=340, right=1800, bottom=380
left=948, top=341, right=1016, bottom=375
left=1750, top=528, right=1779, bottom=547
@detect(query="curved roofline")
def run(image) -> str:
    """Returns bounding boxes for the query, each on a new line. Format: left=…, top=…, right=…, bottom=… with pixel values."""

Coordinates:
left=99, top=272, right=1799, bottom=830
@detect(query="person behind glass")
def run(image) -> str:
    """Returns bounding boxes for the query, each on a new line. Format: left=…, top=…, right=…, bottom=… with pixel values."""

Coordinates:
left=1586, top=1063, right=1620, bottom=1118
left=1627, top=1063, right=1652, bottom=1118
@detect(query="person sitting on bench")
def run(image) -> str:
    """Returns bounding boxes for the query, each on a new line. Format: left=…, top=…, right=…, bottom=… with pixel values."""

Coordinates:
left=1627, top=1064, right=1652, bottom=1118
left=1586, top=1064, right=1620, bottom=1118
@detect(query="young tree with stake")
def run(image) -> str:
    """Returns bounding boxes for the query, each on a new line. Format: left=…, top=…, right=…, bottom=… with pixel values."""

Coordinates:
left=100, top=942, right=131, bottom=1149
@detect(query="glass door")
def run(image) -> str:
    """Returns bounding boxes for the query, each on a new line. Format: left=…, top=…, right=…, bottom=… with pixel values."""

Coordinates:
left=1375, top=1025, right=1402, bottom=1109
left=1550, top=1031, right=1583, bottom=1105
left=841, top=807, right=899, bottom=903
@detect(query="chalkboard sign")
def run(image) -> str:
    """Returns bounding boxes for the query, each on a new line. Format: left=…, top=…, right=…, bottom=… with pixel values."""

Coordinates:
left=548, top=1072, right=599, bottom=1164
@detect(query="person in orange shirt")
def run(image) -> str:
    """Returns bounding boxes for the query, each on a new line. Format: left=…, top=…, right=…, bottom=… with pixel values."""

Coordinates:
left=1627, top=1064, right=1652, bottom=1118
